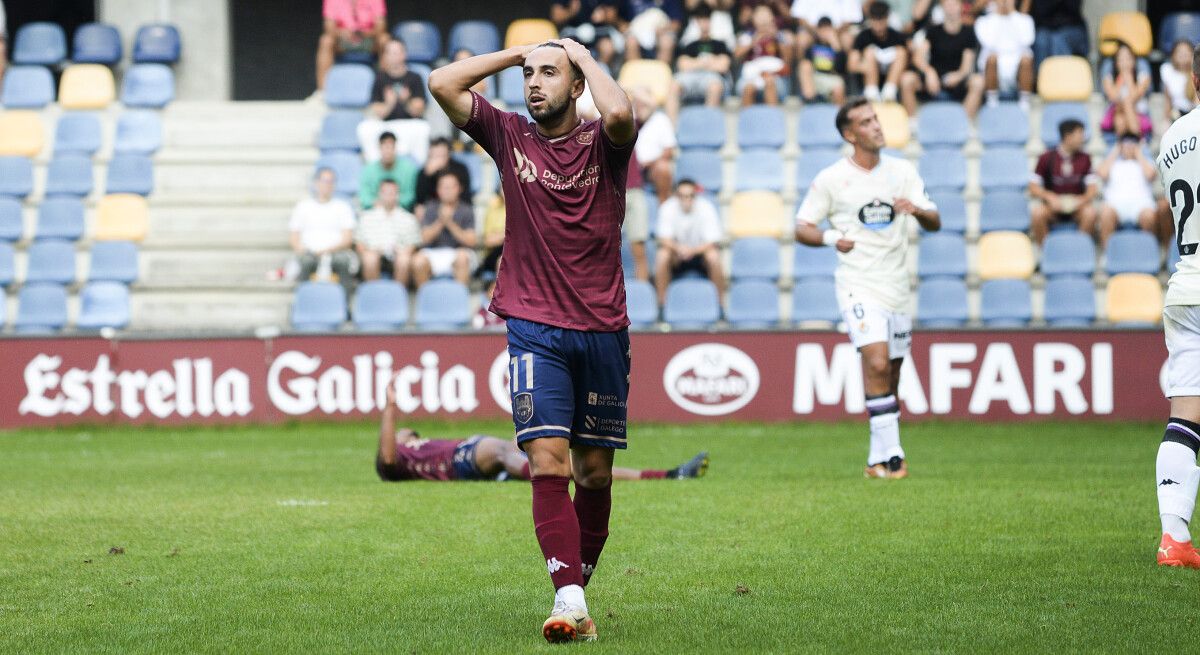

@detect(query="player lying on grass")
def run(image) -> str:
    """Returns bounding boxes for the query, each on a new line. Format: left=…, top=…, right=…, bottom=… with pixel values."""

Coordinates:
left=375, top=386, right=708, bottom=483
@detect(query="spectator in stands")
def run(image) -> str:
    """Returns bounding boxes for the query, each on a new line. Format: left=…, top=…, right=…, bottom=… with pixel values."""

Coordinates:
left=452, top=49, right=491, bottom=97
left=632, top=87, right=677, bottom=204
left=1162, top=41, right=1197, bottom=123
left=356, top=39, right=431, bottom=163
left=623, top=0, right=686, bottom=63
left=359, top=132, right=419, bottom=211
left=477, top=189, right=506, bottom=283
left=735, top=4, right=793, bottom=106
left=849, top=2, right=909, bottom=103
left=679, top=0, right=737, bottom=52
left=1101, top=42, right=1151, bottom=139
left=413, top=171, right=477, bottom=287
left=550, top=0, right=625, bottom=67
left=317, top=0, right=388, bottom=91
left=654, top=179, right=725, bottom=305
left=900, top=0, right=984, bottom=118
left=625, top=150, right=652, bottom=280
left=668, top=4, right=732, bottom=118
left=0, top=2, right=7, bottom=86
left=290, top=168, right=359, bottom=296
left=414, top=138, right=472, bottom=216
left=1023, top=0, right=1087, bottom=68
left=1097, top=133, right=1158, bottom=247
left=736, top=0, right=793, bottom=31
left=974, top=0, right=1034, bottom=110
left=796, top=17, right=846, bottom=104
left=791, top=0, right=861, bottom=54
left=1029, top=119, right=1097, bottom=245
left=356, top=179, right=421, bottom=286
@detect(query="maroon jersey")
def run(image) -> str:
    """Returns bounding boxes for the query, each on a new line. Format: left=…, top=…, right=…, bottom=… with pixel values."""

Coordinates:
left=459, top=92, right=635, bottom=331
left=1032, top=148, right=1095, bottom=196
left=380, top=438, right=460, bottom=481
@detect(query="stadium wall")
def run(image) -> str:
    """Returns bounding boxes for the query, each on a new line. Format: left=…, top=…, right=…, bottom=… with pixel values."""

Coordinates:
left=0, top=331, right=1166, bottom=428
left=100, top=0, right=232, bottom=100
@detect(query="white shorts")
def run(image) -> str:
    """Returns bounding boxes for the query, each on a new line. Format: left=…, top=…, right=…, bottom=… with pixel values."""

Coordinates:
left=623, top=187, right=650, bottom=243
left=422, top=247, right=478, bottom=278
left=842, top=301, right=913, bottom=360
left=1165, top=305, right=1200, bottom=397
left=1107, top=196, right=1154, bottom=225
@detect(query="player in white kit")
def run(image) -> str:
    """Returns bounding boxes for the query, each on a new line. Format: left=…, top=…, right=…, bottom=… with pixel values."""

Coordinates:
left=1153, top=50, right=1200, bottom=568
left=795, top=97, right=940, bottom=479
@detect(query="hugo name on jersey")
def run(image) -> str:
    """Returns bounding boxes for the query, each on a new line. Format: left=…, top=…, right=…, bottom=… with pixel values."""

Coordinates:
left=1157, top=109, right=1200, bottom=307
left=795, top=155, right=935, bottom=312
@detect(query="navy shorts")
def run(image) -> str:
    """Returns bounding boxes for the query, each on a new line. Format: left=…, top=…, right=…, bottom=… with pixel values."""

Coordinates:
left=506, top=317, right=631, bottom=449
left=452, top=436, right=488, bottom=480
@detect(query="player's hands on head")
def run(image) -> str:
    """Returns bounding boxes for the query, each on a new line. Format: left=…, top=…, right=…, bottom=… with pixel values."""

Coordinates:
left=552, top=38, right=592, bottom=64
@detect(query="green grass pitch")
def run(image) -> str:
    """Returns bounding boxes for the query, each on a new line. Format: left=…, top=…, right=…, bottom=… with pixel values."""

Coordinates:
left=2, top=419, right=1197, bottom=653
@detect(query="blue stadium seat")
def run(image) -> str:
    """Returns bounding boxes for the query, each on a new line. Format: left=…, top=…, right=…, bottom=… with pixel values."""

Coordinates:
left=793, top=244, right=837, bottom=279
left=13, top=23, right=67, bottom=66
left=1162, top=13, right=1200, bottom=49
left=735, top=150, right=783, bottom=192
left=728, top=280, right=779, bottom=328
left=1039, top=102, right=1090, bottom=146
left=1043, top=276, right=1095, bottom=327
left=979, top=148, right=1030, bottom=192
left=1041, top=231, right=1095, bottom=278
left=919, top=149, right=967, bottom=192
left=0, top=242, right=14, bottom=286
left=918, top=233, right=967, bottom=279
left=928, top=192, right=966, bottom=233
left=1, top=65, right=55, bottom=108
left=676, top=106, right=725, bottom=150
left=88, top=241, right=139, bottom=283
left=791, top=277, right=840, bottom=325
left=415, top=279, right=471, bottom=330
left=407, top=63, right=433, bottom=102
left=73, top=23, right=122, bottom=65
left=977, top=103, right=1029, bottom=146
left=113, top=111, right=163, bottom=155
left=917, top=277, right=968, bottom=327
left=393, top=21, right=442, bottom=63
left=325, top=64, right=375, bottom=109
left=1105, top=230, right=1160, bottom=275
left=353, top=280, right=409, bottom=330
left=133, top=24, right=181, bottom=64
left=797, top=104, right=841, bottom=148
left=979, top=190, right=1031, bottom=233
left=105, top=155, right=154, bottom=196
left=737, top=105, right=786, bottom=149
left=0, top=197, right=23, bottom=241
left=674, top=149, right=723, bottom=192
left=498, top=66, right=525, bottom=106
left=730, top=237, right=781, bottom=281
left=45, top=156, right=94, bottom=197
left=26, top=239, right=77, bottom=284
left=54, top=113, right=102, bottom=155
left=15, top=283, right=68, bottom=333
left=121, top=64, right=175, bottom=108
left=621, top=239, right=657, bottom=279
left=452, top=152, right=482, bottom=194
left=291, top=281, right=346, bottom=332
left=449, top=20, right=501, bottom=56
left=917, top=102, right=969, bottom=148
left=664, top=278, right=720, bottom=328
left=980, top=279, right=1032, bottom=327
left=318, top=110, right=362, bottom=152
left=35, top=198, right=85, bottom=241
left=796, top=148, right=842, bottom=193
left=77, top=281, right=130, bottom=330
left=315, top=152, right=362, bottom=197
left=0, top=157, right=34, bottom=198
left=625, top=279, right=658, bottom=328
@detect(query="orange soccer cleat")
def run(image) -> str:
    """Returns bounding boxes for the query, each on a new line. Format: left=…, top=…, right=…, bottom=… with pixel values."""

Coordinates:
left=864, top=463, right=888, bottom=479
left=1157, top=534, right=1200, bottom=569
left=543, top=604, right=597, bottom=643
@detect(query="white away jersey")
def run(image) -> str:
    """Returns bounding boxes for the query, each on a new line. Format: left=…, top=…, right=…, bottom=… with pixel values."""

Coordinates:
left=796, top=155, right=936, bottom=312
left=1157, top=109, right=1200, bottom=307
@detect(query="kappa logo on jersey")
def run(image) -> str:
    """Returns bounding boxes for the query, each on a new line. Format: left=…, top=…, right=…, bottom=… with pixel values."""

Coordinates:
left=513, top=147, right=539, bottom=183
left=547, top=557, right=570, bottom=573
left=858, top=199, right=895, bottom=230
left=514, top=392, right=534, bottom=423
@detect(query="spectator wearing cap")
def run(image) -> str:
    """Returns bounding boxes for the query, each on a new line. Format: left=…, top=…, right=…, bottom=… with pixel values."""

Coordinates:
left=359, top=131, right=419, bottom=211
left=1029, top=119, right=1097, bottom=245
left=317, top=0, right=388, bottom=91
left=356, top=39, right=432, bottom=163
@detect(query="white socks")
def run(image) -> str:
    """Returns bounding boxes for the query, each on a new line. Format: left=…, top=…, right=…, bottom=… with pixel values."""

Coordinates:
left=1157, top=419, right=1200, bottom=542
left=866, top=395, right=903, bottom=465
left=864, top=85, right=881, bottom=102
left=555, top=584, right=587, bottom=613
left=882, top=82, right=898, bottom=102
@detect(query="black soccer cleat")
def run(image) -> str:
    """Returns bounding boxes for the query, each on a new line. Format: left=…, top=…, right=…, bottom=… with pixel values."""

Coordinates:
left=886, top=456, right=908, bottom=479
left=674, top=451, right=709, bottom=479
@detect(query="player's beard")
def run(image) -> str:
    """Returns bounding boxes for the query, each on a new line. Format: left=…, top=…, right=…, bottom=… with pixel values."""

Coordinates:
left=529, top=92, right=571, bottom=124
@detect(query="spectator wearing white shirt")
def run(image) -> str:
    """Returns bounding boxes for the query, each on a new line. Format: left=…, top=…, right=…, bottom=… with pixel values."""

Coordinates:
left=633, top=87, right=677, bottom=204
left=1162, top=40, right=1196, bottom=123
left=790, top=0, right=862, bottom=54
left=356, top=179, right=422, bottom=286
left=654, top=179, right=725, bottom=305
left=290, top=168, right=359, bottom=297
left=1097, top=133, right=1158, bottom=247
left=974, top=0, right=1034, bottom=110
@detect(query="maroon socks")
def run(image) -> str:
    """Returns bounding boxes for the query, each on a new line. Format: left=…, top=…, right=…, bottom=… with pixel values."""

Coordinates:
left=638, top=469, right=668, bottom=479
left=531, top=475, right=585, bottom=589
left=573, top=481, right=612, bottom=587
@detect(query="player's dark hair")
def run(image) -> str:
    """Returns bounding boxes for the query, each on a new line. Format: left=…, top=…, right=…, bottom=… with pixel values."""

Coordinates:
left=868, top=1, right=890, bottom=19
left=435, top=169, right=462, bottom=188
left=1058, top=118, right=1084, bottom=140
left=533, top=41, right=584, bottom=81
left=835, top=96, right=871, bottom=137
left=378, top=178, right=398, bottom=188
left=429, top=137, right=452, bottom=150
left=314, top=166, right=336, bottom=180
left=390, top=36, right=406, bottom=49
left=817, top=16, right=833, bottom=28
left=691, top=3, right=713, bottom=19
left=676, top=178, right=697, bottom=190
left=379, top=131, right=397, bottom=144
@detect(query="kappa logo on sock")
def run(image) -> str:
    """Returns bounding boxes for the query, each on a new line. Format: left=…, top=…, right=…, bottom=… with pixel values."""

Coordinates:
left=547, top=557, right=571, bottom=574
left=581, top=564, right=595, bottom=577
left=1160, top=479, right=1181, bottom=486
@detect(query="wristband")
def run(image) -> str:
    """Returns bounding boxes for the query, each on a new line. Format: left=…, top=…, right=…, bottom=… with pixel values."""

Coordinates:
left=822, top=230, right=841, bottom=246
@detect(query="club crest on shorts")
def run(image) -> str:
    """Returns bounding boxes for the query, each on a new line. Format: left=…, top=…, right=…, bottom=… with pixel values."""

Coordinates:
left=514, top=392, right=534, bottom=424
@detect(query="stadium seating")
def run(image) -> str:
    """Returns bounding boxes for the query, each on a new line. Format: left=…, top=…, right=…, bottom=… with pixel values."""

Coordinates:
left=1041, top=231, right=1096, bottom=278
left=505, top=19, right=557, bottom=47
left=35, top=198, right=85, bottom=241
left=393, top=21, right=441, bottom=63
left=873, top=102, right=909, bottom=148
left=77, top=281, right=131, bottom=330
left=728, top=280, right=780, bottom=328
left=737, top=106, right=786, bottom=149
left=106, top=155, right=155, bottom=196
left=1161, top=13, right=1200, bottom=50
left=928, top=192, right=966, bottom=233
left=917, top=277, right=968, bottom=327
left=917, top=233, right=967, bottom=279
left=796, top=148, right=842, bottom=192
left=0, top=198, right=21, bottom=241
left=54, top=113, right=102, bottom=156
left=917, top=102, right=969, bottom=148
left=114, top=111, right=163, bottom=155
left=1105, top=230, right=1160, bottom=275
left=621, top=239, right=657, bottom=278
left=676, top=106, right=725, bottom=150
left=980, top=279, right=1032, bottom=327
left=352, top=280, right=409, bottom=330
left=0, top=111, right=45, bottom=157
left=291, top=281, right=346, bottom=332
left=729, top=191, right=785, bottom=238
left=133, top=24, right=182, bottom=64
left=919, top=149, right=967, bottom=192
left=315, top=151, right=362, bottom=197
left=1043, top=276, right=1095, bottom=327
left=26, top=240, right=77, bottom=285
left=1105, top=273, right=1162, bottom=325
left=1037, top=56, right=1093, bottom=101
left=0, top=242, right=14, bottom=286
left=978, top=190, right=1030, bottom=233
left=121, top=64, right=175, bottom=108
left=498, top=66, right=525, bottom=106
left=415, top=279, right=471, bottom=330
left=979, top=148, right=1030, bottom=192
left=978, top=231, right=1035, bottom=280
left=318, top=111, right=362, bottom=152
left=664, top=278, right=720, bottom=328
left=324, top=64, right=375, bottom=109
left=734, top=150, right=784, bottom=192
left=45, top=155, right=95, bottom=197
left=625, top=279, right=658, bottom=328
left=0, top=157, right=34, bottom=198
left=59, top=65, right=116, bottom=109
left=13, top=23, right=67, bottom=66
left=1039, top=102, right=1090, bottom=146
left=977, top=103, right=1029, bottom=146
left=617, top=60, right=673, bottom=105
left=793, top=244, right=838, bottom=280
left=730, top=238, right=781, bottom=281
left=797, top=104, right=841, bottom=148
left=449, top=20, right=501, bottom=56
left=73, top=23, right=123, bottom=65
left=95, top=194, right=149, bottom=242
left=1098, top=12, right=1152, bottom=57
left=1, top=66, right=55, bottom=108
left=87, top=241, right=139, bottom=284
left=15, top=283, right=68, bottom=333
left=675, top=149, right=723, bottom=192
left=452, top=152, right=482, bottom=195
left=791, top=278, right=840, bottom=326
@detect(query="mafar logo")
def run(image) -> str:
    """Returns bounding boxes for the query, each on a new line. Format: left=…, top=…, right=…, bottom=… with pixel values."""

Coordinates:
left=662, top=343, right=760, bottom=416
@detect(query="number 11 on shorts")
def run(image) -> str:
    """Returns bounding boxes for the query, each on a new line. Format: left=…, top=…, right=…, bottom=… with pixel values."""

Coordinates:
left=511, top=353, right=534, bottom=392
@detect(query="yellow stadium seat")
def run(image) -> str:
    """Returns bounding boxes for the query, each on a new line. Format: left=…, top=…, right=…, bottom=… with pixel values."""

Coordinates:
left=0, top=111, right=45, bottom=157
left=617, top=60, right=674, bottom=106
left=977, top=231, right=1035, bottom=280
left=872, top=102, right=909, bottom=149
left=505, top=19, right=557, bottom=48
left=1106, top=273, right=1163, bottom=325
left=1037, top=56, right=1093, bottom=102
left=59, top=64, right=115, bottom=110
left=1098, top=12, right=1152, bottom=57
left=729, top=191, right=786, bottom=238
left=95, top=194, right=149, bottom=242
